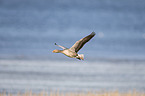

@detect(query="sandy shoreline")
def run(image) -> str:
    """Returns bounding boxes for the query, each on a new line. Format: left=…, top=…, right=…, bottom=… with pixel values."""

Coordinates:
left=1, top=91, right=145, bottom=96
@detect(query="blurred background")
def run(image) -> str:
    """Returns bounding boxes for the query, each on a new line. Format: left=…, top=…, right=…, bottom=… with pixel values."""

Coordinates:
left=0, top=0, right=145, bottom=93
left=0, top=0, right=145, bottom=60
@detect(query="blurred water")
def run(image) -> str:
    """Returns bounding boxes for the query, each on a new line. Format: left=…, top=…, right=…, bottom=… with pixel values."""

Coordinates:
left=0, top=0, right=145, bottom=60
left=0, top=59, right=145, bottom=93
left=0, top=0, right=145, bottom=93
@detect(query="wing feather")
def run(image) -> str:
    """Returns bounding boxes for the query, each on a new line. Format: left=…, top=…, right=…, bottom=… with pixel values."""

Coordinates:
left=70, top=32, right=95, bottom=52
left=55, top=43, right=67, bottom=49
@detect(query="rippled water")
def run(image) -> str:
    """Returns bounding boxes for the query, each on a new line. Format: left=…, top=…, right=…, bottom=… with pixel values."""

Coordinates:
left=0, top=59, right=145, bottom=93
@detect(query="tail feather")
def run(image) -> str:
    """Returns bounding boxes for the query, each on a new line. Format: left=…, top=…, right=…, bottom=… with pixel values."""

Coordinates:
left=78, top=54, right=84, bottom=60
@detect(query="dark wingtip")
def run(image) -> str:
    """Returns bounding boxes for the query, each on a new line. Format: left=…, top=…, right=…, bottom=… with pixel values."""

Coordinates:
left=55, top=43, right=57, bottom=45
left=91, top=32, right=96, bottom=35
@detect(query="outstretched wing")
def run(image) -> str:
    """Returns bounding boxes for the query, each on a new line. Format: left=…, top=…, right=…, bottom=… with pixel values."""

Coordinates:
left=55, top=43, right=67, bottom=49
left=69, top=32, right=95, bottom=53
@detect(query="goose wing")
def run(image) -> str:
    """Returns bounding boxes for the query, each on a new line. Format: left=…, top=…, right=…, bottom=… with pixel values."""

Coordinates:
left=55, top=43, right=67, bottom=49
left=69, top=32, right=95, bottom=53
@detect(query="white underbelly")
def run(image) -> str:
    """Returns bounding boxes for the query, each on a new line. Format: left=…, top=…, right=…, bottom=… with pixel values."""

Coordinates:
left=63, top=50, right=76, bottom=57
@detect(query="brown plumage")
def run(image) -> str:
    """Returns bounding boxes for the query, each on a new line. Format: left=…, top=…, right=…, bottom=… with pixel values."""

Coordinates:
left=69, top=32, right=96, bottom=53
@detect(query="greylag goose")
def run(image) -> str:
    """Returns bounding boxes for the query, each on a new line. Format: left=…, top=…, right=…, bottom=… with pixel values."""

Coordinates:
left=52, top=32, right=96, bottom=60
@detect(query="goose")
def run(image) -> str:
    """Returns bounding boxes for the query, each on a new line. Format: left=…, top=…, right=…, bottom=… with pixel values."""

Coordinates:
left=52, top=32, right=96, bottom=60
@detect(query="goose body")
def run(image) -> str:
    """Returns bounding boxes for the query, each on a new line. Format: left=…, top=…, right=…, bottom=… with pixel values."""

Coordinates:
left=52, top=32, right=95, bottom=60
left=62, top=49, right=78, bottom=58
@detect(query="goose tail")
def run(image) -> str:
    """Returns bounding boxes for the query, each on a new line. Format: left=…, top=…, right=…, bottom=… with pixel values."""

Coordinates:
left=78, top=54, right=84, bottom=60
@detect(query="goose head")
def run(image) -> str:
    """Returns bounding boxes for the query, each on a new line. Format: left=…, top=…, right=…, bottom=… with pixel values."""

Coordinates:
left=52, top=49, right=61, bottom=53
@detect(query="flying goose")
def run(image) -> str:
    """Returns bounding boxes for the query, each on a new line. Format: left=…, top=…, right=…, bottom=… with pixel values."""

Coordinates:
left=52, top=32, right=96, bottom=60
